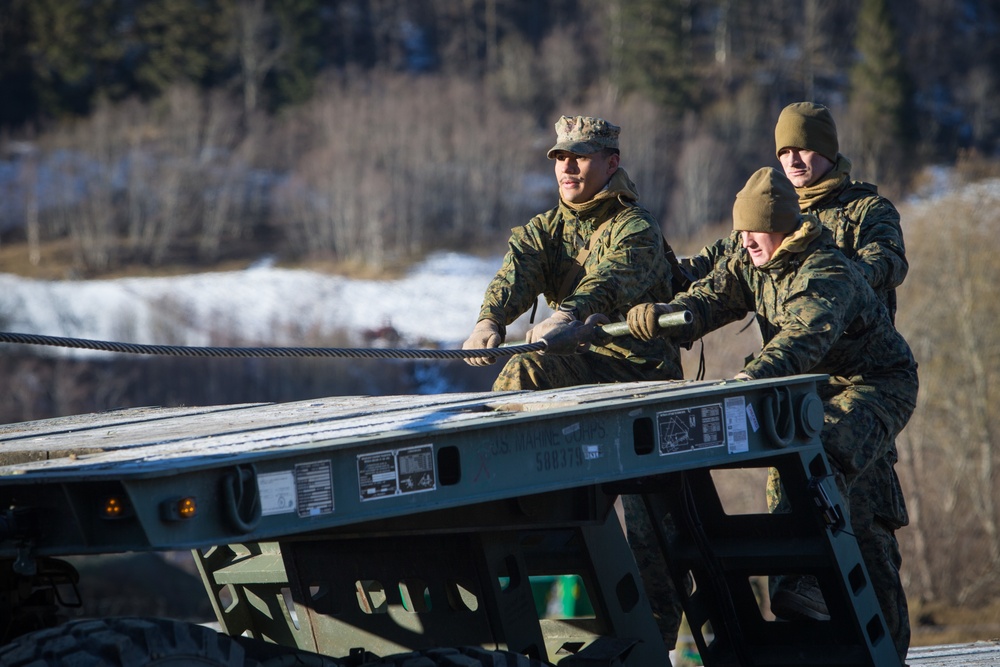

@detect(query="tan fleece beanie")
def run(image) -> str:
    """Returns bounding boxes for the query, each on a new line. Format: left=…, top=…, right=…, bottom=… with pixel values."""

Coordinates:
left=732, top=167, right=801, bottom=233
left=774, top=102, right=839, bottom=162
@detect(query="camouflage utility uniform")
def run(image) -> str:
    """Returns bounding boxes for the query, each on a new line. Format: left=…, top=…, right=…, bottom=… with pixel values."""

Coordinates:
left=480, top=168, right=682, bottom=390
left=684, top=159, right=904, bottom=315
left=673, top=216, right=918, bottom=660
left=469, top=115, right=686, bottom=653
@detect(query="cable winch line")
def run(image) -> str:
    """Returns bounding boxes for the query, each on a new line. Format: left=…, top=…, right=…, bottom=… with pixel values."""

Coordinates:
left=0, top=331, right=546, bottom=361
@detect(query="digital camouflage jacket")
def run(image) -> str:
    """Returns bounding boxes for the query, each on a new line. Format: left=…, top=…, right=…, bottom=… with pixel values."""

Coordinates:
left=682, top=178, right=906, bottom=321
left=477, top=168, right=681, bottom=375
left=671, top=217, right=918, bottom=437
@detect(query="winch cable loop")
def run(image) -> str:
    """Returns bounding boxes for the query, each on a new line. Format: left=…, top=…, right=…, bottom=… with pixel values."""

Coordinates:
left=0, top=331, right=545, bottom=361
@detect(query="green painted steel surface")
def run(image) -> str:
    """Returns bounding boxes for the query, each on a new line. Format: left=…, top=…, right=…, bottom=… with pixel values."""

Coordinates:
left=0, top=377, right=822, bottom=556
left=0, top=376, right=904, bottom=665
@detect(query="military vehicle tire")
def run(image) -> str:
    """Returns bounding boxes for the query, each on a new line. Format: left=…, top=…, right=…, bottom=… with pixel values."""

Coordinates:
left=258, top=651, right=349, bottom=666
left=0, top=616, right=258, bottom=666
left=356, top=646, right=552, bottom=666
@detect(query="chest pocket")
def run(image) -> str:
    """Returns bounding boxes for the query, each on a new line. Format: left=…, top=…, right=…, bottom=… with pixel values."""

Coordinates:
left=556, top=218, right=614, bottom=302
left=824, top=208, right=858, bottom=259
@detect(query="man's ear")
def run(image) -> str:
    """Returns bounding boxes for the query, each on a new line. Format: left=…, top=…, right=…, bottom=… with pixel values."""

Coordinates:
left=608, top=152, right=621, bottom=172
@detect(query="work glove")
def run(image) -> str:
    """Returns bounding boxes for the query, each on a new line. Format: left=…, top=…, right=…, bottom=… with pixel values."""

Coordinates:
left=626, top=303, right=679, bottom=341
left=462, top=319, right=503, bottom=367
left=525, top=309, right=576, bottom=345
left=539, top=313, right=611, bottom=355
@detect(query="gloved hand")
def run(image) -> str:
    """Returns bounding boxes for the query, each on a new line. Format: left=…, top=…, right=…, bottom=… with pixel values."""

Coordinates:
left=525, top=309, right=575, bottom=344
left=462, top=319, right=503, bottom=367
left=626, top=303, right=678, bottom=341
left=540, top=313, right=611, bottom=355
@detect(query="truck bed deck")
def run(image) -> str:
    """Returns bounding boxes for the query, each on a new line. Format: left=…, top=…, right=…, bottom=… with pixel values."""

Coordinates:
left=907, top=640, right=1000, bottom=665
left=2, top=375, right=990, bottom=666
left=0, top=376, right=823, bottom=556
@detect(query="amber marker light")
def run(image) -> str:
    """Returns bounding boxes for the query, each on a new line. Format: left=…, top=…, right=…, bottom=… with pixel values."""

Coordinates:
left=177, top=497, right=197, bottom=518
left=101, top=496, right=128, bottom=519
left=160, top=496, right=198, bottom=521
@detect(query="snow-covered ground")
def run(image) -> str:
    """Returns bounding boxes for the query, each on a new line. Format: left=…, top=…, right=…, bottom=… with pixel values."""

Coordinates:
left=0, top=252, right=544, bottom=358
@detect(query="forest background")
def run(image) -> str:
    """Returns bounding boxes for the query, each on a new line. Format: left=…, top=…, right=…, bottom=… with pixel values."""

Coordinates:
left=1, top=0, right=1000, bottom=649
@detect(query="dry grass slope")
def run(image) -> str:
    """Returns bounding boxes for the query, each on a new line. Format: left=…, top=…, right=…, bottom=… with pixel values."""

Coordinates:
left=893, top=176, right=1000, bottom=643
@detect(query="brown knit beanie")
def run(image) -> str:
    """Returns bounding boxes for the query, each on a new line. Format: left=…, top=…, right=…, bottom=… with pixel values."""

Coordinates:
left=732, top=167, right=801, bottom=233
left=774, top=102, right=839, bottom=162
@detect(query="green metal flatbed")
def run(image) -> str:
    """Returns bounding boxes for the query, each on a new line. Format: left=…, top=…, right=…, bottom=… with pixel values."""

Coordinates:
left=0, top=376, right=903, bottom=666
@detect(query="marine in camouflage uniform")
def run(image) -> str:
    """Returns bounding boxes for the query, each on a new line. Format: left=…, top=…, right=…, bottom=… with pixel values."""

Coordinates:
left=682, top=103, right=911, bottom=658
left=462, top=115, right=682, bottom=389
left=629, top=167, right=918, bottom=663
left=461, top=116, right=686, bottom=653
left=683, top=102, right=906, bottom=322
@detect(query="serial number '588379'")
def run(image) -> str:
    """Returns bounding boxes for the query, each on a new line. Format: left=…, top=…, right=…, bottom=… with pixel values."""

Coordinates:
left=536, top=446, right=584, bottom=472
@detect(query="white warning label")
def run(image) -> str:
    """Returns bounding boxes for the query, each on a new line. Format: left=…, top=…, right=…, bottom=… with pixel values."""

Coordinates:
left=725, top=396, right=749, bottom=453
left=258, top=470, right=297, bottom=516
left=358, top=444, right=436, bottom=501
left=656, top=403, right=726, bottom=455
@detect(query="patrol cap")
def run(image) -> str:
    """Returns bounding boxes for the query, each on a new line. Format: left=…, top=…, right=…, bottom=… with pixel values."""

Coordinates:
left=774, top=102, right=839, bottom=162
left=547, top=116, right=620, bottom=159
left=732, top=167, right=802, bottom=234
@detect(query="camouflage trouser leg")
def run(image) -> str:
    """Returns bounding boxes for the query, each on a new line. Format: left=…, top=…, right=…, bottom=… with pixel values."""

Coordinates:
left=850, top=464, right=909, bottom=663
left=492, top=350, right=676, bottom=391
left=620, top=493, right=684, bottom=652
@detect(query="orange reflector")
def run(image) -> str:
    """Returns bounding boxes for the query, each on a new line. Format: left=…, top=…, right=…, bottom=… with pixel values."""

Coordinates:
left=177, top=497, right=197, bottom=519
left=160, top=496, right=198, bottom=521
left=102, top=497, right=126, bottom=519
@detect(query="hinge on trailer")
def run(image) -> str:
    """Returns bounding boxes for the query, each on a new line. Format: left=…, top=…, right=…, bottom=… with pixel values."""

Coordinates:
left=808, top=476, right=847, bottom=533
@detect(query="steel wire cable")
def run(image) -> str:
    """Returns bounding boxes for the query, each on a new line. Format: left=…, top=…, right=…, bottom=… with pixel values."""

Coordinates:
left=0, top=331, right=545, bottom=360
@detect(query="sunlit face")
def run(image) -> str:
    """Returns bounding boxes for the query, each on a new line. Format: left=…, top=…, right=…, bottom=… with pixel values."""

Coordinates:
left=777, top=148, right=834, bottom=188
left=741, top=230, right=787, bottom=266
left=553, top=150, right=620, bottom=203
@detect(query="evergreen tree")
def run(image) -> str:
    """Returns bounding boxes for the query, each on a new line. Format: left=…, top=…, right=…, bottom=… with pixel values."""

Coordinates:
left=20, top=0, right=131, bottom=118
left=133, top=0, right=231, bottom=96
left=848, top=0, right=915, bottom=184
left=0, top=0, right=36, bottom=126
left=266, top=0, right=324, bottom=109
left=608, top=0, right=690, bottom=113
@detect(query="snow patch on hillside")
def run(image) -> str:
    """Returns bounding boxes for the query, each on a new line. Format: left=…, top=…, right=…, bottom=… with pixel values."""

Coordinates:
left=0, top=252, right=542, bottom=357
